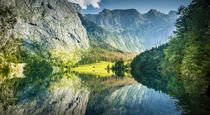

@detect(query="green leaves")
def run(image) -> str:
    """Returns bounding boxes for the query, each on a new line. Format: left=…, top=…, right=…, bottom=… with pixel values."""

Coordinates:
left=164, top=0, right=210, bottom=78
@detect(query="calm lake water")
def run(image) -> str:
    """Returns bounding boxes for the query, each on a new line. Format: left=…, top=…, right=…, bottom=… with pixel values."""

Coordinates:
left=0, top=65, right=210, bottom=115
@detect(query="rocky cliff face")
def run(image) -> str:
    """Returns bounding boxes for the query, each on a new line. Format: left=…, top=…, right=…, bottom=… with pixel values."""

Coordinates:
left=0, top=0, right=89, bottom=59
left=84, top=9, right=177, bottom=52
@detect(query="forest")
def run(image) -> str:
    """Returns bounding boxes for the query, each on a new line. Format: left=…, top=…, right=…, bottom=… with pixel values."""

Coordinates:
left=132, top=0, right=210, bottom=99
left=131, top=1, right=210, bottom=114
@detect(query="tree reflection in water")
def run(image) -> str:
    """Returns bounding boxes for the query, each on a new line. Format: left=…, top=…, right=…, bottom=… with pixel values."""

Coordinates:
left=131, top=68, right=210, bottom=115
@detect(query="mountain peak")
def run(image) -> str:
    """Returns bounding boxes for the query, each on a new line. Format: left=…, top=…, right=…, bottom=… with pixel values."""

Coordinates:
left=113, top=8, right=138, bottom=12
left=83, top=7, right=177, bottom=52
left=99, top=8, right=141, bottom=17
left=145, top=9, right=166, bottom=17
left=147, top=9, right=161, bottom=14
left=100, top=8, right=140, bottom=14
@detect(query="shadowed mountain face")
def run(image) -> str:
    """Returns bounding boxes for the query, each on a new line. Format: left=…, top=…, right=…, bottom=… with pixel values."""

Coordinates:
left=84, top=9, right=177, bottom=52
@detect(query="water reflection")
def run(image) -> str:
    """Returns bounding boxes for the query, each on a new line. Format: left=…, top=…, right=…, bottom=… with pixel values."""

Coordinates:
left=0, top=72, right=89, bottom=115
left=102, top=84, right=180, bottom=115
left=131, top=69, right=210, bottom=115
left=0, top=61, right=89, bottom=115
left=1, top=61, right=209, bottom=115
left=73, top=72, right=181, bottom=115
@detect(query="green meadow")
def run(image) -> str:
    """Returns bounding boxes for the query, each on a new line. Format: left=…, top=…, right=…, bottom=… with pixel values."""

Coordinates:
left=72, top=61, right=114, bottom=77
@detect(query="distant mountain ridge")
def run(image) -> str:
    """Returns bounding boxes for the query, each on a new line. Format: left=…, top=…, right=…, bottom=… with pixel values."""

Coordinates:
left=83, top=8, right=177, bottom=52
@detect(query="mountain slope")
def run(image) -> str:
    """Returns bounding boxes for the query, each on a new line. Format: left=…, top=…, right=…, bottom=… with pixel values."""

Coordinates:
left=84, top=9, right=177, bottom=52
left=0, top=0, right=89, bottom=63
left=78, top=13, right=117, bottom=51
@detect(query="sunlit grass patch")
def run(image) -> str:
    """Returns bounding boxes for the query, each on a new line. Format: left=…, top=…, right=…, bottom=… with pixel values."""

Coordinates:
left=72, top=61, right=114, bottom=77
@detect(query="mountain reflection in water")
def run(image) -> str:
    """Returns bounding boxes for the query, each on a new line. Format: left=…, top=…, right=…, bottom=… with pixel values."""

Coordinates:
left=74, top=73, right=181, bottom=115
left=0, top=63, right=209, bottom=115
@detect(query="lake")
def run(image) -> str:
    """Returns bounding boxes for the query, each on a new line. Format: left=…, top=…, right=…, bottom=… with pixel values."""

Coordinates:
left=0, top=63, right=209, bottom=115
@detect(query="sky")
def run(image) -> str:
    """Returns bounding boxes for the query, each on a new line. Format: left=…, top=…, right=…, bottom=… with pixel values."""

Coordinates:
left=69, top=0, right=192, bottom=14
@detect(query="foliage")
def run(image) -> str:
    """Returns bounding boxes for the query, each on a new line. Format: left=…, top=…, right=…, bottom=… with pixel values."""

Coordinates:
left=23, top=57, right=53, bottom=78
left=49, top=49, right=81, bottom=67
left=131, top=0, right=210, bottom=114
left=0, top=6, right=17, bottom=46
left=0, top=6, right=21, bottom=77
left=131, top=44, right=168, bottom=90
left=132, top=44, right=167, bottom=73
left=76, top=48, right=135, bottom=65
left=112, top=60, right=127, bottom=77
left=163, top=0, right=210, bottom=78
left=0, top=6, right=20, bottom=63
left=0, top=63, right=11, bottom=77
left=132, top=0, right=210, bottom=89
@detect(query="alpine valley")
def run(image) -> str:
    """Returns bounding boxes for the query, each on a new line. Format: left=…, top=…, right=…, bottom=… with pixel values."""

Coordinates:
left=1, top=0, right=209, bottom=115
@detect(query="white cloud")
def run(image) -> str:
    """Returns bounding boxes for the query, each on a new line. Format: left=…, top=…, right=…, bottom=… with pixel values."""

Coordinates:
left=68, top=0, right=101, bottom=9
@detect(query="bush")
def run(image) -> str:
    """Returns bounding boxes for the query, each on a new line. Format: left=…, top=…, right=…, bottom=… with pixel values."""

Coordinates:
left=0, top=63, right=11, bottom=77
left=23, top=58, right=53, bottom=78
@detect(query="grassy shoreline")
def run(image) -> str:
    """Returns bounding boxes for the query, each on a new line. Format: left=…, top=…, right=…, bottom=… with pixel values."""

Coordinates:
left=72, top=61, right=114, bottom=77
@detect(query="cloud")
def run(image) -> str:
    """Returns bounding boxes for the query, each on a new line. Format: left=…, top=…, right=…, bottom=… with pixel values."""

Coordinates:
left=68, top=0, right=101, bottom=9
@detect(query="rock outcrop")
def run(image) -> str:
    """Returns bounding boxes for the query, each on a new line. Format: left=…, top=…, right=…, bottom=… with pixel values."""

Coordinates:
left=0, top=0, right=89, bottom=59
